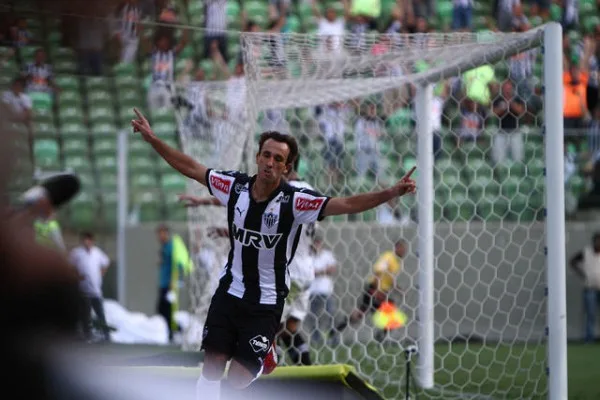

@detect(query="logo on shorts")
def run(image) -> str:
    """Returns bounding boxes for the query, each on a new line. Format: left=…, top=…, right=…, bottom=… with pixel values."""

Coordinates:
left=295, top=197, right=323, bottom=211
left=210, top=175, right=231, bottom=194
left=263, top=212, right=278, bottom=229
left=249, top=335, right=270, bottom=353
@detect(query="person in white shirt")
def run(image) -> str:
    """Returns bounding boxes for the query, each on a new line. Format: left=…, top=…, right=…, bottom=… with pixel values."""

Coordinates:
left=308, top=234, right=337, bottom=343
left=2, top=77, right=33, bottom=160
left=69, top=232, right=111, bottom=342
left=570, top=232, right=600, bottom=343
left=312, top=0, right=347, bottom=54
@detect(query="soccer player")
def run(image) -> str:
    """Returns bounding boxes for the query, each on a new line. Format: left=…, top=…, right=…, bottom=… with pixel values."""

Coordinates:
left=130, top=108, right=416, bottom=399
left=181, top=156, right=318, bottom=366
left=330, top=240, right=408, bottom=343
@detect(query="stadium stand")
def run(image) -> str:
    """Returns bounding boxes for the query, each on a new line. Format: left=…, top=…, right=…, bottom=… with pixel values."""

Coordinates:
left=0, top=0, right=598, bottom=230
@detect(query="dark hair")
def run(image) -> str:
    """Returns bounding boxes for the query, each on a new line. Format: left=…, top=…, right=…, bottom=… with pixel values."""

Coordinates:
left=593, top=233, right=600, bottom=242
left=293, top=154, right=300, bottom=172
left=156, top=223, right=170, bottom=233
left=12, top=76, right=26, bottom=86
left=257, top=131, right=298, bottom=165
left=81, top=231, right=94, bottom=240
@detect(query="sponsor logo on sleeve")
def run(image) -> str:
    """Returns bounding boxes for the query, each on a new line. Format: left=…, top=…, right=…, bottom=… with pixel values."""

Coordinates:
left=295, top=197, right=324, bottom=211
left=210, top=175, right=231, bottom=194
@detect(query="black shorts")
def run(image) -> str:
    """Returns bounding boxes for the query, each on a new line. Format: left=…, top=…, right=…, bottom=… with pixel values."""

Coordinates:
left=202, top=289, right=284, bottom=376
left=358, top=283, right=392, bottom=313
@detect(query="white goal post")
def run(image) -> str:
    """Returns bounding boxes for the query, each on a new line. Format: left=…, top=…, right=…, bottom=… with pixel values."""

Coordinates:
left=177, top=23, right=567, bottom=399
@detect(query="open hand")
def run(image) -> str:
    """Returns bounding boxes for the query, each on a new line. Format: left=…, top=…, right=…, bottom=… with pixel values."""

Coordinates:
left=131, top=108, right=156, bottom=142
left=395, top=166, right=417, bottom=196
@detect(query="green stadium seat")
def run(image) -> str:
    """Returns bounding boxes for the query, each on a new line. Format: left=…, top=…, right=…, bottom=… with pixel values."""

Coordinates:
left=54, top=75, right=79, bottom=92
left=132, top=173, right=157, bottom=190
left=501, top=176, right=520, bottom=198
left=69, top=192, right=97, bottom=228
left=153, top=122, right=177, bottom=137
left=89, top=106, right=115, bottom=126
left=99, top=173, right=117, bottom=190
left=136, top=192, right=162, bottom=222
left=62, top=137, right=88, bottom=155
left=161, top=173, right=187, bottom=192
left=86, top=76, right=111, bottom=92
left=63, top=154, right=90, bottom=172
left=90, top=122, right=118, bottom=136
left=93, top=137, right=117, bottom=155
left=55, top=60, right=77, bottom=74
left=19, top=46, right=37, bottom=62
left=33, top=122, right=57, bottom=137
left=115, top=75, right=140, bottom=91
left=95, top=155, right=117, bottom=172
left=61, top=122, right=88, bottom=137
left=130, top=156, right=156, bottom=172
left=152, top=108, right=176, bottom=124
left=129, top=137, right=151, bottom=156
left=59, top=106, right=85, bottom=124
left=33, top=139, right=60, bottom=168
left=57, top=90, right=82, bottom=108
left=113, top=62, right=136, bottom=76
left=33, top=107, right=54, bottom=124
left=87, top=90, right=112, bottom=106
left=509, top=193, right=529, bottom=220
left=76, top=170, right=96, bottom=191
left=583, top=16, right=600, bottom=34
left=568, top=175, right=586, bottom=197
left=53, top=47, right=76, bottom=62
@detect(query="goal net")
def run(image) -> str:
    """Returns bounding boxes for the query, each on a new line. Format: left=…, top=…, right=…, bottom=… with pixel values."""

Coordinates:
left=179, top=24, right=566, bottom=399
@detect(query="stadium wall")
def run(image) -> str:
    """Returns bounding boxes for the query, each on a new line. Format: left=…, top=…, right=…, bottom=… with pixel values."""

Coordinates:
left=99, top=222, right=600, bottom=342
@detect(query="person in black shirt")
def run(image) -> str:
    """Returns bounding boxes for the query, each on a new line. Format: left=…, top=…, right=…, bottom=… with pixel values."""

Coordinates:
left=491, top=80, right=526, bottom=165
left=131, top=108, right=417, bottom=398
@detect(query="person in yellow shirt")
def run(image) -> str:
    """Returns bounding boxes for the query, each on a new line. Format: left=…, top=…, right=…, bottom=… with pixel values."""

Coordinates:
left=330, top=240, right=407, bottom=342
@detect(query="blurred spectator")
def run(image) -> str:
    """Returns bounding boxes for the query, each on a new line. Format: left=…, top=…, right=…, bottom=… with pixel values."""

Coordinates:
left=529, top=0, right=550, bottom=18
left=211, top=42, right=246, bottom=121
left=265, top=15, right=287, bottom=78
left=180, top=67, right=212, bottom=139
left=204, top=0, right=228, bottom=62
left=494, top=0, right=520, bottom=32
left=21, top=48, right=60, bottom=110
left=355, top=102, right=384, bottom=179
left=452, top=0, right=473, bottom=31
left=270, top=0, right=291, bottom=22
left=9, top=17, right=33, bottom=49
left=2, top=76, right=32, bottom=136
left=69, top=232, right=111, bottom=343
left=431, top=82, right=449, bottom=160
left=511, top=3, right=530, bottom=30
left=561, top=0, right=579, bottom=31
left=307, top=234, right=338, bottom=344
left=312, top=0, right=347, bottom=53
left=111, top=0, right=143, bottom=65
left=462, top=64, right=496, bottom=110
left=563, top=38, right=594, bottom=147
left=588, top=105, right=600, bottom=157
left=457, top=97, right=485, bottom=149
left=318, top=102, right=349, bottom=186
left=142, top=27, right=189, bottom=111
left=569, top=233, right=600, bottom=343
left=571, top=30, right=600, bottom=115
left=492, top=80, right=526, bottom=165
left=74, top=7, right=109, bottom=76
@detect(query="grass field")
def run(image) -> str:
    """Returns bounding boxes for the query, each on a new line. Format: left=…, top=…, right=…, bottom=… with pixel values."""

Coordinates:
left=307, top=341, right=600, bottom=399
left=97, top=341, right=600, bottom=400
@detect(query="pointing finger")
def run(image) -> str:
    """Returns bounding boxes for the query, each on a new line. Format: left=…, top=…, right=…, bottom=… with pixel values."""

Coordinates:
left=401, top=166, right=416, bottom=181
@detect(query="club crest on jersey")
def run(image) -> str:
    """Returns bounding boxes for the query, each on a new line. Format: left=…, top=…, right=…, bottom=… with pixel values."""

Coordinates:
left=295, top=197, right=324, bottom=211
left=234, top=183, right=247, bottom=194
left=210, top=175, right=231, bottom=194
left=263, top=212, right=278, bottom=228
left=249, top=335, right=270, bottom=353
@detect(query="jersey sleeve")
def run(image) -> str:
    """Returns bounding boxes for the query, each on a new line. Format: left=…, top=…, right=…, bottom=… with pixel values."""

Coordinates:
left=292, top=188, right=331, bottom=224
left=205, top=169, right=244, bottom=206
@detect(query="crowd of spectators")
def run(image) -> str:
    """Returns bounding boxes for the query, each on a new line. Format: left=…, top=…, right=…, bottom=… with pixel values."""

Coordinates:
left=1, top=0, right=600, bottom=220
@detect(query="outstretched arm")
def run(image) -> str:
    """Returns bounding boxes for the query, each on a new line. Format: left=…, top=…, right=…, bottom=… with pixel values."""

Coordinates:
left=178, top=194, right=222, bottom=207
left=132, top=108, right=209, bottom=186
left=323, top=167, right=417, bottom=217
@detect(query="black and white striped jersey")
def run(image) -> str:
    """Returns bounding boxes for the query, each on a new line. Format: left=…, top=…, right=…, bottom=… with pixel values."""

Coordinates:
left=206, top=169, right=331, bottom=305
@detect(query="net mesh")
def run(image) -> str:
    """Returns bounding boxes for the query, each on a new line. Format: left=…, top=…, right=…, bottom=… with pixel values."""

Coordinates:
left=180, top=27, right=549, bottom=399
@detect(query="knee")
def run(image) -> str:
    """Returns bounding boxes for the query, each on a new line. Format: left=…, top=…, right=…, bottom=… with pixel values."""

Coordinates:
left=226, top=361, right=255, bottom=389
left=202, top=350, right=229, bottom=381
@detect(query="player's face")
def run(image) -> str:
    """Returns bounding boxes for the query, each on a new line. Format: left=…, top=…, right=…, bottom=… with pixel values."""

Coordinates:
left=256, top=139, right=290, bottom=184
left=395, top=242, right=406, bottom=258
